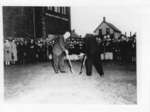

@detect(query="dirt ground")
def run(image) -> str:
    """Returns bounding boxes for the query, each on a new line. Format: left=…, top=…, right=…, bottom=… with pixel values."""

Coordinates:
left=4, top=61, right=136, bottom=104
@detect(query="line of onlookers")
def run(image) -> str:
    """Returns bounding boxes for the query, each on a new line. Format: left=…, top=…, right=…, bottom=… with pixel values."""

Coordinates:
left=4, top=38, right=53, bottom=66
left=4, top=34, right=136, bottom=66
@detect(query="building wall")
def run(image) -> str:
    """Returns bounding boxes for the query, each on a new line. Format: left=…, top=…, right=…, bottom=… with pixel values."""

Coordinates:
left=3, top=6, right=71, bottom=39
left=114, top=32, right=121, bottom=39
left=3, top=6, right=34, bottom=39
left=45, top=7, right=71, bottom=35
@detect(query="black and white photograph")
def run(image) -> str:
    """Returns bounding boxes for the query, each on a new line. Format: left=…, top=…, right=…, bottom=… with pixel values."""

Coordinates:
left=2, top=5, right=138, bottom=104
left=1, top=0, right=150, bottom=111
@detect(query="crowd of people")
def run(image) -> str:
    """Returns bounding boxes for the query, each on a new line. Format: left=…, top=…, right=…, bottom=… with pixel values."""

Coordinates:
left=4, top=32, right=136, bottom=66
left=4, top=39, right=17, bottom=65
left=4, top=38, right=53, bottom=66
left=99, top=33, right=136, bottom=64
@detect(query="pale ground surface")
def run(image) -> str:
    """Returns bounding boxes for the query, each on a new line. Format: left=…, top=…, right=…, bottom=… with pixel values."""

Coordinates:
left=4, top=61, right=136, bottom=104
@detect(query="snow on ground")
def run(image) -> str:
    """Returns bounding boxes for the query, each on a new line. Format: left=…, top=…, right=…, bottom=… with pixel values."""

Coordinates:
left=4, top=61, right=136, bottom=104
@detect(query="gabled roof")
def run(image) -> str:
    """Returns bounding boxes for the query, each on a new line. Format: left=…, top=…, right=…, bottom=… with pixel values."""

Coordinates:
left=106, top=21, right=121, bottom=33
left=94, top=20, right=121, bottom=33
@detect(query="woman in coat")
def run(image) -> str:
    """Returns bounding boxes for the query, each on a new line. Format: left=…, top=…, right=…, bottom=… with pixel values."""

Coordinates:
left=4, top=39, right=12, bottom=65
left=11, top=39, right=18, bottom=64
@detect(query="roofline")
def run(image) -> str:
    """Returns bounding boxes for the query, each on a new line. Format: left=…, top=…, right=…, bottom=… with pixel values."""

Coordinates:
left=94, top=21, right=104, bottom=33
left=106, top=22, right=121, bottom=33
left=94, top=21, right=121, bottom=33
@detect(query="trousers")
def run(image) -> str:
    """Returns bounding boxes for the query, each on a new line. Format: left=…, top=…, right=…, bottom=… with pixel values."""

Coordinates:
left=85, top=54, right=104, bottom=76
left=53, top=53, right=65, bottom=73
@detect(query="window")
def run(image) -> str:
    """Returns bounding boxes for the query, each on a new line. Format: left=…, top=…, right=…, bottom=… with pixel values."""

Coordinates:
left=53, top=7, right=61, bottom=13
left=61, top=7, right=64, bottom=14
left=62, top=7, right=66, bottom=15
left=60, top=7, right=63, bottom=14
left=57, top=7, right=60, bottom=13
left=47, top=7, right=53, bottom=11
left=54, top=7, right=57, bottom=12
left=106, top=28, right=110, bottom=34
left=64, top=7, right=66, bottom=15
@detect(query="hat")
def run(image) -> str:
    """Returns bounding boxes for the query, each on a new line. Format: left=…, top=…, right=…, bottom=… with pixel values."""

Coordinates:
left=64, top=31, right=71, bottom=39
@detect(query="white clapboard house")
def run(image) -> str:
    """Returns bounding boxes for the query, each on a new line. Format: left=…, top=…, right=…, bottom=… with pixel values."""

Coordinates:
left=94, top=17, right=121, bottom=39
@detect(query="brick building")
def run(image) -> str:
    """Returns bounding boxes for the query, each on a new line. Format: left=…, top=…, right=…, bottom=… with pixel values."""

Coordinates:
left=3, top=6, right=71, bottom=39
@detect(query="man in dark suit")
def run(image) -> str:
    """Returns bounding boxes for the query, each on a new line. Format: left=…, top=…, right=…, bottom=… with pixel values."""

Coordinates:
left=52, top=32, right=70, bottom=73
left=84, top=35, right=104, bottom=77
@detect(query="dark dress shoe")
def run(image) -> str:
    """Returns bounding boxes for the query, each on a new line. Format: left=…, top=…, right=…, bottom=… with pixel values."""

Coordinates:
left=100, top=73, right=104, bottom=77
left=60, top=71, right=66, bottom=73
left=55, top=71, right=59, bottom=74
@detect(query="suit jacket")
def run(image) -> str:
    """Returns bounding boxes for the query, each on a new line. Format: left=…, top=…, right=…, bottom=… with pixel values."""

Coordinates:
left=84, top=36, right=101, bottom=57
left=52, top=35, right=66, bottom=56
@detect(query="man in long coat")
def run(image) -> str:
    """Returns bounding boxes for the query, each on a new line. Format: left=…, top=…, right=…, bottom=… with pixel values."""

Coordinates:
left=52, top=32, right=70, bottom=73
left=84, top=35, right=104, bottom=77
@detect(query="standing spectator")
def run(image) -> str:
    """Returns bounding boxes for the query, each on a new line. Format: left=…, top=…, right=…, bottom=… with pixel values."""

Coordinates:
left=42, top=41, right=47, bottom=62
left=29, top=39, right=36, bottom=63
left=23, top=40, right=29, bottom=64
left=10, top=39, right=18, bottom=64
left=34, top=40, right=39, bottom=63
left=20, top=41, right=24, bottom=64
left=37, top=40, right=43, bottom=62
left=127, top=38, right=133, bottom=63
left=16, top=41, right=20, bottom=64
left=130, top=34, right=136, bottom=63
left=112, top=39, right=121, bottom=61
left=16, top=40, right=24, bottom=64
left=120, top=36, right=128, bottom=63
left=4, top=39, right=12, bottom=66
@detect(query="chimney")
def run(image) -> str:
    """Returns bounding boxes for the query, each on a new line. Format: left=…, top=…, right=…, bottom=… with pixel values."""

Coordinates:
left=103, top=17, right=106, bottom=22
left=130, top=32, right=132, bottom=37
left=125, top=32, right=127, bottom=37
